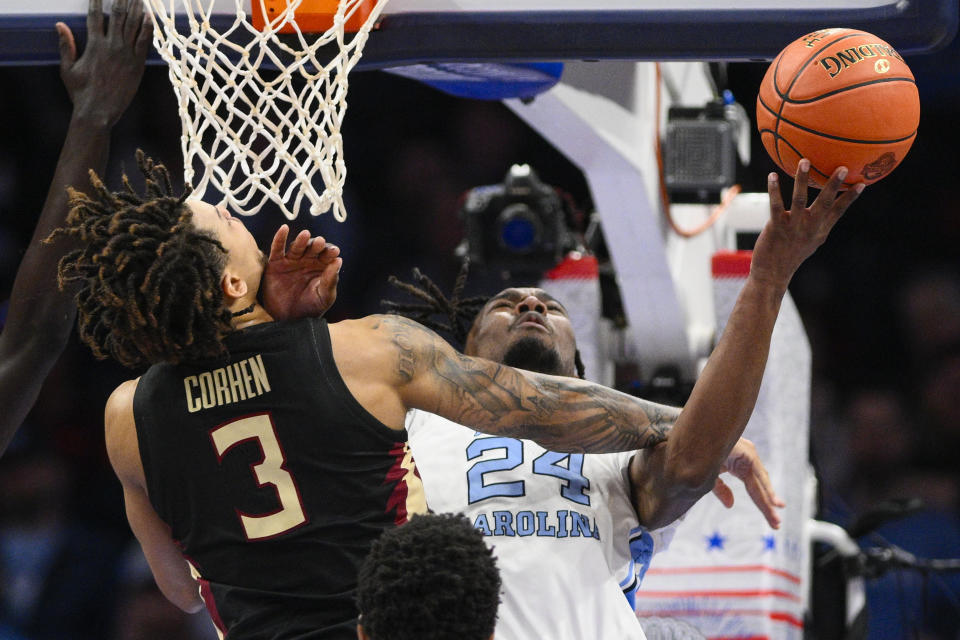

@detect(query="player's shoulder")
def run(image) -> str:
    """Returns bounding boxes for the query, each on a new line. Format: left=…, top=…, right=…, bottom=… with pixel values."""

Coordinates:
left=106, top=377, right=141, bottom=415
left=328, top=314, right=398, bottom=343
left=333, top=314, right=438, bottom=338
left=104, top=377, right=145, bottom=487
left=328, top=316, right=393, bottom=359
left=330, top=315, right=443, bottom=362
left=105, top=378, right=142, bottom=436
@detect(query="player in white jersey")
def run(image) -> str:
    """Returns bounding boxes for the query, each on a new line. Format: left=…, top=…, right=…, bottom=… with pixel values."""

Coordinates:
left=407, top=410, right=669, bottom=639
left=395, top=159, right=859, bottom=640
left=404, top=288, right=782, bottom=640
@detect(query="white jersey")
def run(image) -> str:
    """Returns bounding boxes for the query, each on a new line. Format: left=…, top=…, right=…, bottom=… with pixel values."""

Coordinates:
left=406, top=409, right=676, bottom=640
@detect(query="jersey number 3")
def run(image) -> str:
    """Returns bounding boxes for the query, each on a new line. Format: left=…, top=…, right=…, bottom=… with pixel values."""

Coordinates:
left=211, top=413, right=307, bottom=540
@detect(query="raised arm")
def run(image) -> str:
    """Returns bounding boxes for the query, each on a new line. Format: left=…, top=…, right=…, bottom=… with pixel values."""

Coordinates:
left=0, top=0, right=150, bottom=453
left=629, top=161, right=861, bottom=530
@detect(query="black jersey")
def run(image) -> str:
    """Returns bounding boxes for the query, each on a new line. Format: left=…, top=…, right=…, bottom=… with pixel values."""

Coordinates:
left=132, top=317, right=425, bottom=639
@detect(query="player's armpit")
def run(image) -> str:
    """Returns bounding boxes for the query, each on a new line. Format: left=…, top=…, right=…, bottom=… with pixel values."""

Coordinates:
left=371, top=314, right=673, bottom=453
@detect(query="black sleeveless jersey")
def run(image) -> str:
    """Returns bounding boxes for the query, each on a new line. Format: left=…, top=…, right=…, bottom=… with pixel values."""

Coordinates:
left=132, top=317, right=425, bottom=639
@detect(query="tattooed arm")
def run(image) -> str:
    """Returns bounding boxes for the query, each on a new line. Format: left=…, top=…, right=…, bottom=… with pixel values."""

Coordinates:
left=330, top=314, right=673, bottom=453
left=330, top=162, right=858, bottom=462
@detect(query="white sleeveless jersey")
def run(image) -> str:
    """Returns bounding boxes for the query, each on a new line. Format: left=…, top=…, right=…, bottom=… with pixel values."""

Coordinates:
left=407, top=409, right=676, bottom=640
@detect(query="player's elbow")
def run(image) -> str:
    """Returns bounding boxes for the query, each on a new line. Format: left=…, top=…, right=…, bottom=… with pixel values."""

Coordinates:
left=661, top=457, right=720, bottom=498
left=178, top=599, right=204, bottom=614
left=181, top=599, right=205, bottom=614
left=171, top=592, right=204, bottom=614
left=158, top=580, right=204, bottom=613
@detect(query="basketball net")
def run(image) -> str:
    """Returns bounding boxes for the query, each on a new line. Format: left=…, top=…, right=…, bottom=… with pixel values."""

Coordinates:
left=142, top=0, right=389, bottom=220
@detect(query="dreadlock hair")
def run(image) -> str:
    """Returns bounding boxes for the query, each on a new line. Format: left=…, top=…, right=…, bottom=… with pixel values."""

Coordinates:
left=49, top=150, right=233, bottom=369
left=356, top=513, right=501, bottom=640
left=381, top=259, right=489, bottom=347
left=573, top=348, right=586, bottom=380
left=383, top=260, right=588, bottom=379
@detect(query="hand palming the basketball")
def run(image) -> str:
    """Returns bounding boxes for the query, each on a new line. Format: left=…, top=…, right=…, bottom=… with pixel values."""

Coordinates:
left=56, top=0, right=152, bottom=127
left=750, top=159, right=864, bottom=290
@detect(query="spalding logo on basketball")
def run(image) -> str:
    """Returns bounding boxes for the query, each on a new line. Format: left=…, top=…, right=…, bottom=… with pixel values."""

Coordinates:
left=756, top=28, right=920, bottom=188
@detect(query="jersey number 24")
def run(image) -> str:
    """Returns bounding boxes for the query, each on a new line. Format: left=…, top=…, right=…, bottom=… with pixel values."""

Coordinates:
left=466, top=437, right=591, bottom=506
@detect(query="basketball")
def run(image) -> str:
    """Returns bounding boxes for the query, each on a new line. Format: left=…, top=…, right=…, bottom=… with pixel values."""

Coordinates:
left=756, top=28, right=920, bottom=188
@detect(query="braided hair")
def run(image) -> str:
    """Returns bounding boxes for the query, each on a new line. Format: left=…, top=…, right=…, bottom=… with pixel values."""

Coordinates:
left=50, top=151, right=232, bottom=369
left=383, top=261, right=587, bottom=379
left=382, top=259, right=489, bottom=347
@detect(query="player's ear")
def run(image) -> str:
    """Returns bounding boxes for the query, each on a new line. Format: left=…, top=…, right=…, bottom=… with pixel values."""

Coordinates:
left=221, top=270, right=248, bottom=302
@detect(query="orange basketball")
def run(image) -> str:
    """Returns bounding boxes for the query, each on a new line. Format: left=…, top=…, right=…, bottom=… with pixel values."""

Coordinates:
left=756, top=28, right=920, bottom=188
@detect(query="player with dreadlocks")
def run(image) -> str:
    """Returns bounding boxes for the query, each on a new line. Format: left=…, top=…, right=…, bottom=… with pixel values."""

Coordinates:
left=55, top=152, right=235, bottom=368
left=387, top=268, right=782, bottom=639
left=52, top=154, right=772, bottom=639
left=382, top=260, right=587, bottom=379
left=387, top=163, right=862, bottom=640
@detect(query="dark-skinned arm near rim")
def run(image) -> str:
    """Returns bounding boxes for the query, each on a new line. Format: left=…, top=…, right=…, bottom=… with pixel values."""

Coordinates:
left=0, top=0, right=151, bottom=455
left=630, top=161, right=863, bottom=530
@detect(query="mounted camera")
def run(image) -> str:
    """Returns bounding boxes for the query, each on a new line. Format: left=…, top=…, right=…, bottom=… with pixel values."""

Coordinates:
left=459, top=164, right=573, bottom=275
left=664, top=94, right=748, bottom=204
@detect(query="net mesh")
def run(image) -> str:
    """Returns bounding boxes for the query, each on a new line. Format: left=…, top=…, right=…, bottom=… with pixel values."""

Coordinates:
left=142, top=0, right=389, bottom=220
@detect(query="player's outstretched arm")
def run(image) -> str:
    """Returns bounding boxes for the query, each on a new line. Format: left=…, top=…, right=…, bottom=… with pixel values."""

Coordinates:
left=0, top=0, right=150, bottom=454
left=334, top=314, right=674, bottom=453
left=628, top=160, right=861, bottom=530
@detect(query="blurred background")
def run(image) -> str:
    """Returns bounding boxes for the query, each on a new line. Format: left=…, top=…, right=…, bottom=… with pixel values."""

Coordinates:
left=0, top=25, right=958, bottom=640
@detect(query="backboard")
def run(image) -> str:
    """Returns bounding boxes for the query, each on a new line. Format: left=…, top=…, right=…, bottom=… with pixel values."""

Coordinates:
left=0, top=0, right=956, bottom=66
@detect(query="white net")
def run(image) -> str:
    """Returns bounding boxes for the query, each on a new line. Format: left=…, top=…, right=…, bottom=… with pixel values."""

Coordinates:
left=142, top=0, right=389, bottom=220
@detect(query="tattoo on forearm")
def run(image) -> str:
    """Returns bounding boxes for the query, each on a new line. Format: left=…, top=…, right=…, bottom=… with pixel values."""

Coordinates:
left=376, top=314, right=677, bottom=453
left=431, top=345, right=672, bottom=453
